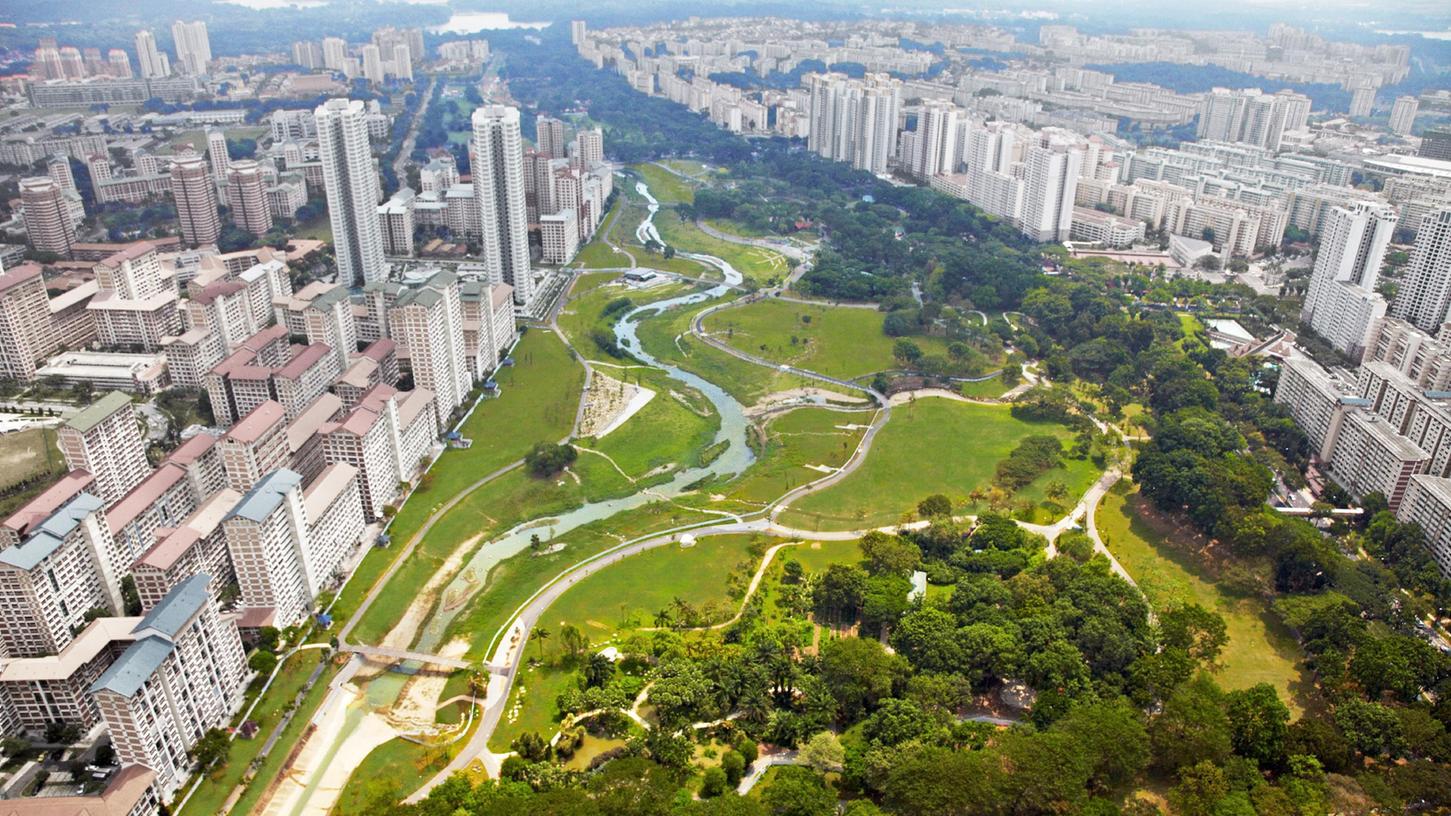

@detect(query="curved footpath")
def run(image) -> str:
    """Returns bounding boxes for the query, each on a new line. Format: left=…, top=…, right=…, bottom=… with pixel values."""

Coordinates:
left=401, top=186, right=1136, bottom=800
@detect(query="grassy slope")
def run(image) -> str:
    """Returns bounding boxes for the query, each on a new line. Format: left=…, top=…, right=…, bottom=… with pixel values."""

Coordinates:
left=333, top=330, right=585, bottom=638
left=702, top=299, right=953, bottom=381
left=723, top=407, right=873, bottom=507
left=781, top=398, right=1094, bottom=530
left=1097, top=487, right=1309, bottom=714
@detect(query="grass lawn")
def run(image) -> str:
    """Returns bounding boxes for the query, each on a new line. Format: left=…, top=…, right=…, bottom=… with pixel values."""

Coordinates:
left=335, top=719, right=477, bottom=815
left=445, top=500, right=720, bottom=662
left=702, top=299, right=956, bottom=381
left=176, top=649, right=328, bottom=816
left=635, top=163, right=697, bottom=205
left=959, top=373, right=1012, bottom=400
left=555, top=275, right=688, bottom=356
left=330, top=330, right=585, bottom=636
left=635, top=300, right=825, bottom=406
left=489, top=662, right=580, bottom=752
left=292, top=213, right=333, bottom=242
left=780, top=398, right=1094, bottom=531
left=0, top=426, right=63, bottom=493
left=543, top=533, right=764, bottom=637
left=572, top=240, right=632, bottom=270
left=723, top=407, right=873, bottom=508
left=1096, top=486, right=1310, bottom=714
left=579, top=368, right=720, bottom=480
left=653, top=212, right=790, bottom=285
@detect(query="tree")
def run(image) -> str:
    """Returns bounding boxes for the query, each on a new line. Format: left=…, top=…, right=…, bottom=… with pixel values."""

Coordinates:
left=1169, top=761, right=1229, bottom=816
left=863, top=698, right=932, bottom=746
left=889, top=607, right=961, bottom=672
left=558, top=623, right=589, bottom=663
left=1159, top=604, right=1229, bottom=665
left=892, top=339, right=923, bottom=366
left=701, top=766, right=729, bottom=797
left=818, top=636, right=907, bottom=721
left=1226, top=683, right=1289, bottom=768
left=1055, top=700, right=1151, bottom=790
left=510, top=731, right=550, bottom=761
left=189, top=727, right=230, bottom=769
left=120, top=575, right=142, bottom=616
left=525, top=442, right=578, bottom=477
left=760, top=766, right=836, bottom=816
left=916, top=494, right=952, bottom=519
left=721, top=750, right=747, bottom=786
left=1150, top=674, right=1232, bottom=773
left=859, top=531, right=920, bottom=576
left=799, top=731, right=845, bottom=772
left=1334, top=698, right=1407, bottom=758
left=248, top=650, right=278, bottom=676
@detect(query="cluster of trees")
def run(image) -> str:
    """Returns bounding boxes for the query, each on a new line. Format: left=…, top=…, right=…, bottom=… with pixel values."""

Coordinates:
left=1018, top=266, right=1451, bottom=808
left=994, top=435, right=1064, bottom=491
left=525, top=442, right=578, bottom=477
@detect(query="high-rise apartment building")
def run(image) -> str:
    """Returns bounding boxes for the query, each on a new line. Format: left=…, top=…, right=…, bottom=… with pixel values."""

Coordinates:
left=57, top=391, right=150, bottom=504
left=321, top=37, right=348, bottom=72
left=535, top=115, right=568, bottom=159
left=1020, top=139, right=1084, bottom=243
left=1419, top=128, right=1451, bottom=161
left=391, top=271, right=471, bottom=421
left=570, top=20, right=587, bottom=46
left=106, top=49, right=133, bottom=78
left=206, top=129, right=229, bottom=181
left=0, top=264, right=58, bottom=382
left=912, top=101, right=961, bottom=179
left=90, top=575, right=248, bottom=795
left=1390, top=96, right=1420, bottom=136
left=292, top=40, right=323, bottom=70
left=134, top=30, right=170, bottom=79
left=316, top=99, right=387, bottom=285
left=360, top=44, right=385, bottom=85
left=1302, top=201, right=1398, bottom=358
left=1196, top=88, right=1308, bottom=152
left=170, top=20, right=212, bottom=76
left=170, top=154, right=221, bottom=247
left=806, top=73, right=902, bottom=176
left=20, top=176, right=77, bottom=258
left=574, top=127, right=604, bottom=167
left=471, top=105, right=533, bottom=304
left=1392, top=208, right=1451, bottom=334
left=226, top=160, right=273, bottom=235
left=1350, top=87, right=1376, bottom=119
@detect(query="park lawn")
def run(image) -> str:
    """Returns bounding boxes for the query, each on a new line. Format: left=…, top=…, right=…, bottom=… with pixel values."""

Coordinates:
left=724, top=407, right=873, bottom=506
left=556, top=276, right=689, bottom=355
left=636, top=162, right=697, bottom=205
left=445, top=501, right=721, bottom=663
left=543, top=533, right=763, bottom=637
left=225, top=656, right=344, bottom=816
left=780, top=398, right=1088, bottom=531
left=1011, top=456, right=1102, bottom=523
left=329, top=330, right=584, bottom=631
left=653, top=213, right=790, bottom=285
left=175, top=649, right=327, bottom=816
left=703, top=218, right=768, bottom=238
left=660, top=159, right=712, bottom=178
left=580, top=370, right=720, bottom=480
left=572, top=240, right=633, bottom=270
left=959, top=373, right=1011, bottom=400
left=1096, top=487, right=1309, bottom=714
left=635, top=300, right=822, bottom=406
left=702, top=299, right=953, bottom=380
left=489, top=662, right=579, bottom=752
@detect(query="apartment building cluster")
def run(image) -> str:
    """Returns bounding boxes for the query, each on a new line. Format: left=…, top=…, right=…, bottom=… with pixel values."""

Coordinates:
left=289, top=27, right=423, bottom=85
left=1300, top=204, right=1451, bottom=359
left=1274, top=315, right=1451, bottom=579
left=18, top=23, right=210, bottom=109
left=527, top=116, right=613, bottom=265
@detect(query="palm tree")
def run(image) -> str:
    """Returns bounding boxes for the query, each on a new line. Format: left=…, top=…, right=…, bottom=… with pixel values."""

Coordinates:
left=533, top=626, right=551, bottom=662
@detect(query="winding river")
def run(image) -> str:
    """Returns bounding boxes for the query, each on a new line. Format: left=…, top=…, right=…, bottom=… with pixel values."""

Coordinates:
left=407, top=180, right=755, bottom=653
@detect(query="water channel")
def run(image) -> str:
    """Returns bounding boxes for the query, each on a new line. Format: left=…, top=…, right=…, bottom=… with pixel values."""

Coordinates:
left=279, top=180, right=763, bottom=816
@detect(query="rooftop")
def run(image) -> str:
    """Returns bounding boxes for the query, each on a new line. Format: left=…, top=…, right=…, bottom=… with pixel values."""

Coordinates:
left=0, top=616, right=141, bottom=683
left=64, top=390, right=133, bottom=433
left=227, top=469, right=304, bottom=524
left=224, top=400, right=286, bottom=445
left=89, top=635, right=172, bottom=698
left=135, top=489, right=240, bottom=572
left=0, top=494, right=105, bottom=571
left=132, top=573, right=211, bottom=638
left=105, top=463, right=186, bottom=532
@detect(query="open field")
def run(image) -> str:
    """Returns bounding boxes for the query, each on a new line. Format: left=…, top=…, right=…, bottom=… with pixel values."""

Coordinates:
left=176, top=650, right=329, bottom=816
left=702, top=299, right=958, bottom=380
left=1096, top=487, right=1310, bottom=714
left=958, top=373, right=1012, bottom=400
left=653, top=213, right=791, bottom=285
left=335, top=716, right=477, bottom=815
left=635, top=162, right=697, bottom=205
left=489, top=662, right=579, bottom=752
left=555, top=274, right=688, bottom=355
left=723, top=407, right=873, bottom=508
left=780, top=398, right=1094, bottom=530
left=544, top=533, right=763, bottom=637
left=635, top=300, right=824, bottom=406
left=0, top=427, right=62, bottom=492
left=579, top=368, right=720, bottom=480
left=330, top=330, right=585, bottom=636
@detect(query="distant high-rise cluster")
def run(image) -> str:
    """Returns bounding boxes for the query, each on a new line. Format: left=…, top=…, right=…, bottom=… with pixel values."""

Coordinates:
left=291, top=27, right=421, bottom=85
